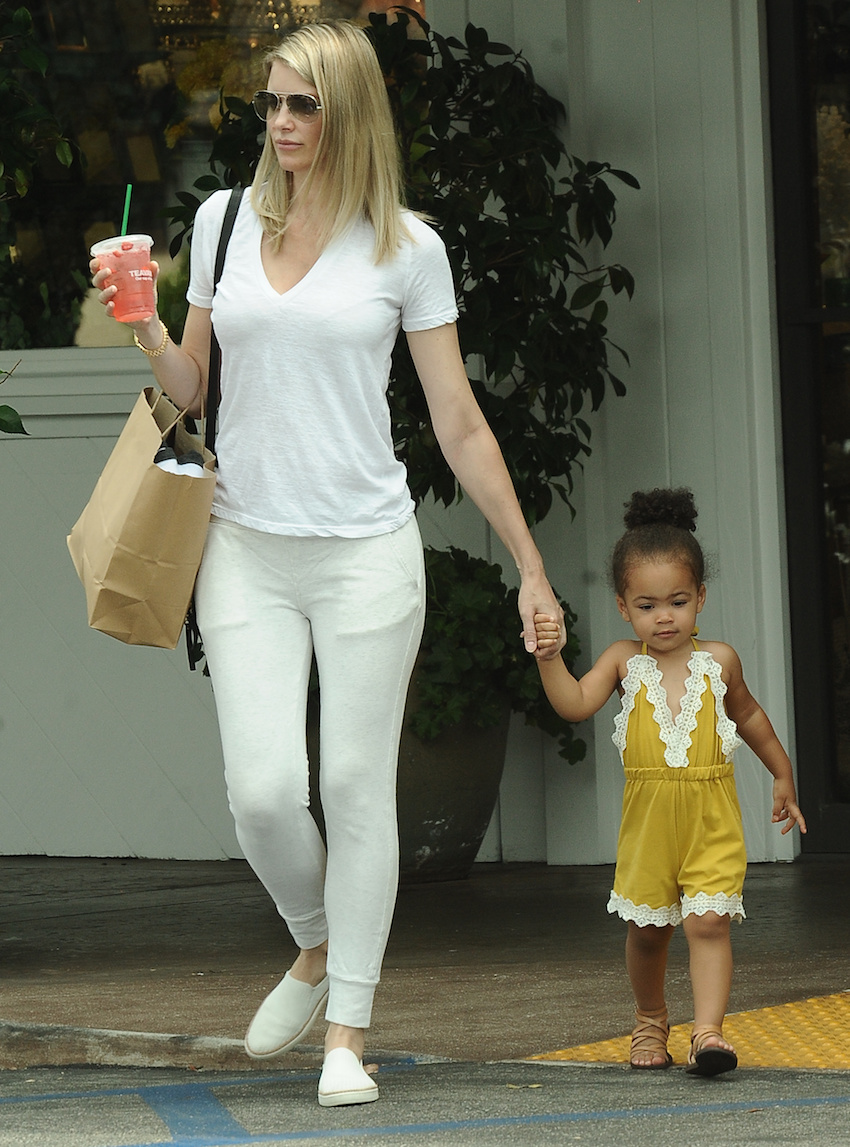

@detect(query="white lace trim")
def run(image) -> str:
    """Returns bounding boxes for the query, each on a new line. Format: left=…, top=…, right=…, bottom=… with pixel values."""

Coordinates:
left=607, top=890, right=746, bottom=926
left=611, top=651, right=741, bottom=768
left=682, top=890, right=746, bottom=922
left=607, top=892, right=683, bottom=927
left=700, top=655, right=742, bottom=761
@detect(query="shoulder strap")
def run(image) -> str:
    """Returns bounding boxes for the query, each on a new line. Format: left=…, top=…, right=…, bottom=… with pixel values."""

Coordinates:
left=205, top=185, right=245, bottom=452
left=183, top=185, right=244, bottom=674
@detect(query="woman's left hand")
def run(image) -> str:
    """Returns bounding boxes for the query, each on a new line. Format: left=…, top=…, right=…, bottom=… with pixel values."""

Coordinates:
left=518, top=571, right=566, bottom=660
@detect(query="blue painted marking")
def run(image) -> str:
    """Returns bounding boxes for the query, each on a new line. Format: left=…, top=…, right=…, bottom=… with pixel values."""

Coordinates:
left=141, top=1083, right=250, bottom=1141
left=0, top=1074, right=292, bottom=1106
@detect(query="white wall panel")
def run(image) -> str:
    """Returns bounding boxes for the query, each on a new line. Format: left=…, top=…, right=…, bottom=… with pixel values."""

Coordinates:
left=1, top=352, right=238, bottom=859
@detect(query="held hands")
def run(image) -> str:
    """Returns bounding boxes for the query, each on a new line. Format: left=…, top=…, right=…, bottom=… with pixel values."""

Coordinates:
left=520, top=601, right=565, bottom=661
left=771, top=778, right=807, bottom=835
left=529, top=612, right=562, bottom=653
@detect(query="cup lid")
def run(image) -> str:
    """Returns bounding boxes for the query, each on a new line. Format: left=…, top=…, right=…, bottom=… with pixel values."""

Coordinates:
left=90, top=234, right=154, bottom=255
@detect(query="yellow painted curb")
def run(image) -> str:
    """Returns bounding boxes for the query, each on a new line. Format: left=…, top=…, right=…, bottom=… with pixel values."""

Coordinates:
left=531, top=992, right=850, bottom=1070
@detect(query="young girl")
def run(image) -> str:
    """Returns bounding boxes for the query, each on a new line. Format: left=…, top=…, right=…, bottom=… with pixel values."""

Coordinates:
left=532, top=488, right=806, bottom=1076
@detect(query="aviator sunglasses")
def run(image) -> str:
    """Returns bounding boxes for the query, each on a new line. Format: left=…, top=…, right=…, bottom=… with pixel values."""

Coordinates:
left=252, top=90, right=323, bottom=123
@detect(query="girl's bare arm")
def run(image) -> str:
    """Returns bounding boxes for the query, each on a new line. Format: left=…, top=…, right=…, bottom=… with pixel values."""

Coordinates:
left=714, top=642, right=807, bottom=834
left=534, top=624, right=627, bottom=723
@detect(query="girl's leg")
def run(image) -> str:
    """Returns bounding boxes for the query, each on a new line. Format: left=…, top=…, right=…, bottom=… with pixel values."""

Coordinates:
left=682, top=910, right=735, bottom=1054
left=626, top=921, right=674, bottom=1012
left=626, top=921, right=674, bottom=1067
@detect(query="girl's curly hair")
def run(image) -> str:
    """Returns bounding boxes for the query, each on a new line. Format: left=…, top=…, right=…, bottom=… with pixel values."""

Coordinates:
left=611, top=487, right=706, bottom=595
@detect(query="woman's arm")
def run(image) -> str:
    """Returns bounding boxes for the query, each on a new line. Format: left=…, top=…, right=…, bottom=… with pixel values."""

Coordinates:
left=406, top=322, right=563, bottom=658
left=91, top=258, right=211, bottom=416
left=715, top=643, right=807, bottom=834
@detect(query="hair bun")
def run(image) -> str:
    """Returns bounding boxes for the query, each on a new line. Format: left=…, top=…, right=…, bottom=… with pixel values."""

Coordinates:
left=623, top=487, right=698, bottom=533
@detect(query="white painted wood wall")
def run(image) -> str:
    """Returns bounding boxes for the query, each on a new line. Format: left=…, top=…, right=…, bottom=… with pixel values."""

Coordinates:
left=0, top=0, right=798, bottom=862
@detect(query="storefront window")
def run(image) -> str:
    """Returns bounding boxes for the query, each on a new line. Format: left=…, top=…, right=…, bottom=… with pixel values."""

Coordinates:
left=6, top=0, right=423, bottom=350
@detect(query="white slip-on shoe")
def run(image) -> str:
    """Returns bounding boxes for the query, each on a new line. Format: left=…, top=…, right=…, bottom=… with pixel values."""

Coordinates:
left=317, top=1047, right=379, bottom=1107
left=244, top=972, right=329, bottom=1059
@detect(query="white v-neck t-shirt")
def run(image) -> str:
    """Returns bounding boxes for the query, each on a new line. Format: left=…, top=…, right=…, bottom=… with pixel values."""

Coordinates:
left=186, top=189, right=459, bottom=537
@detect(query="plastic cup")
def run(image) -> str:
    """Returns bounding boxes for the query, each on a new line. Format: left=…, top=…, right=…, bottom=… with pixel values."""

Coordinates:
left=90, top=234, right=155, bottom=323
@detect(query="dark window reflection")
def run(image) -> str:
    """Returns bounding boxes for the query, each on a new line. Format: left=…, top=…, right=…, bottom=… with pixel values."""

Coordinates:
left=7, top=1, right=416, bottom=349
left=812, top=2, right=850, bottom=802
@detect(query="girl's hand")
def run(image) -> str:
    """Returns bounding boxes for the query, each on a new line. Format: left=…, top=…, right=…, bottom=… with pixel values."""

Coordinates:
left=529, top=612, right=562, bottom=652
left=772, top=779, right=807, bottom=834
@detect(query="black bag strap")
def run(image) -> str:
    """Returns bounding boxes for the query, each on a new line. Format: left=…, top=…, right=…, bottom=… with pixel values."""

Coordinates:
left=205, top=185, right=244, bottom=453
left=184, top=184, right=244, bottom=672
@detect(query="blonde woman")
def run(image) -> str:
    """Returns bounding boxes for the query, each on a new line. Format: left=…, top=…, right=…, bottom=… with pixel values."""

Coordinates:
left=93, top=19, right=564, bottom=1107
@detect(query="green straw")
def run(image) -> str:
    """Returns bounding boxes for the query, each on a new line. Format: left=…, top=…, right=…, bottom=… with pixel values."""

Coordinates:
left=120, top=184, right=133, bottom=236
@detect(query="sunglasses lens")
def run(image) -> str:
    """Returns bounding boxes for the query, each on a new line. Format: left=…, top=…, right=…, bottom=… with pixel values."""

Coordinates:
left=252, top=91, right=321, bottom=122
left=288, top=94, right=320, bottom=121
left=252, top=91, right=277, bottom=120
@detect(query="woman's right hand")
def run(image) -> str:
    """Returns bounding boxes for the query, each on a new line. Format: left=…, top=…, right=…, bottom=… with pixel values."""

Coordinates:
left=89, top=258, right=160, bottom=332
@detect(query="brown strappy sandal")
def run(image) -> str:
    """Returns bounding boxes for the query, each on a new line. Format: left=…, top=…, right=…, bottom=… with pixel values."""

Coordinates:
left=686, top=1025, right=737, bottom=1076
left=630, top=1006, right=673, bottom=1069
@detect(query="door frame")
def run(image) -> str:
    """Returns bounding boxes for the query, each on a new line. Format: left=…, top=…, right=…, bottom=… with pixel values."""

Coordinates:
left=766, top=0, right=850, bottom=849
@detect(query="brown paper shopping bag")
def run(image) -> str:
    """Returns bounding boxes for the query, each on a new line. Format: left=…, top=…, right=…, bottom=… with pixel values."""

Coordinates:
left=67, top=387, right=216, bottom=649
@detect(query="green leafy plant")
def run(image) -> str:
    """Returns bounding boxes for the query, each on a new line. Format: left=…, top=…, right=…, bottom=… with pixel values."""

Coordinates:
left=1, top=360, right=27, bottom=435
left=375, top=11, right=637, bottom=523
left=416, top=547, right=584, bottom=762
left=155, top=250, right=191, bottom=345
left=0, top=5, right=82, bottom=351
left=164, top=12, right=637, bottom=760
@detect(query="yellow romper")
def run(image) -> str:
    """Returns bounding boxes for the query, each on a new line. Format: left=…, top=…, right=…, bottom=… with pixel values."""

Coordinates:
left=606, top=639, right=748, bottom=927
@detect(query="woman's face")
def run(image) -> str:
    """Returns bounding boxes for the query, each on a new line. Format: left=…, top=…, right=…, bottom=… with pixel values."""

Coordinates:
left=265, top=61, right=324, bottom=186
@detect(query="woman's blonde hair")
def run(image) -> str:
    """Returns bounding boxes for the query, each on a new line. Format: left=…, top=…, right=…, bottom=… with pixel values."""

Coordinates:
left=251, top=19, right=408, bottom=262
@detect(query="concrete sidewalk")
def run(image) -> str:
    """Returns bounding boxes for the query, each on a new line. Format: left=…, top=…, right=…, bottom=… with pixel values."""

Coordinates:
left=0, top=856, right=848, bottom=1069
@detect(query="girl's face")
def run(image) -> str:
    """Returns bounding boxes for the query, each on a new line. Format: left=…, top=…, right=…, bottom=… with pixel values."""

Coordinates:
left=616, top=559, right=705, bottom=655
left=265, top=61, right=324, bottom=186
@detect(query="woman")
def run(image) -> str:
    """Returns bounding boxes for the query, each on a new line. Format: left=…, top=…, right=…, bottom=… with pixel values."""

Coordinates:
left=93, top=19, right=564, bottom=1107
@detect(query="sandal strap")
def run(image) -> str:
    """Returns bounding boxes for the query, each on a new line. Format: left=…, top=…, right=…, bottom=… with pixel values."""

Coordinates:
left=691, top=1025, right=724, bottom=1044
left=631, top=1008, right=670, bottom=1054
left=689, top=1025, right=732, bottom=1057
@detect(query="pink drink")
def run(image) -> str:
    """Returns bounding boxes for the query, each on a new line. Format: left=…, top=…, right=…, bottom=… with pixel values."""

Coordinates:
left=90, top=234, right=155, bottom=323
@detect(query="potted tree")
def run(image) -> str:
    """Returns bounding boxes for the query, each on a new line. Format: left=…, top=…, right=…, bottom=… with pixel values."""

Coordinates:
left=1, top=5, right=76, bottom=433
left=164, top=10, right=637, bottom=880
left=0, top=5, right=82, bottom=351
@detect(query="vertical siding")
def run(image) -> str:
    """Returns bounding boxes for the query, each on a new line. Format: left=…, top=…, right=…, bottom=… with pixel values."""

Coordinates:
left=0, top=356, right=238, bottom=859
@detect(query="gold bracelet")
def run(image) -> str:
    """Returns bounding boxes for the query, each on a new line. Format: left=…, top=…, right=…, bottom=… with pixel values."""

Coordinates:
left=133, top=320, right=170, bottom=358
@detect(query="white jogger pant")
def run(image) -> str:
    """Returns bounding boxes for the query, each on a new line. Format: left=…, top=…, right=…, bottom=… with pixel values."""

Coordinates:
left=194, top=515, right=426, bottom=1028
